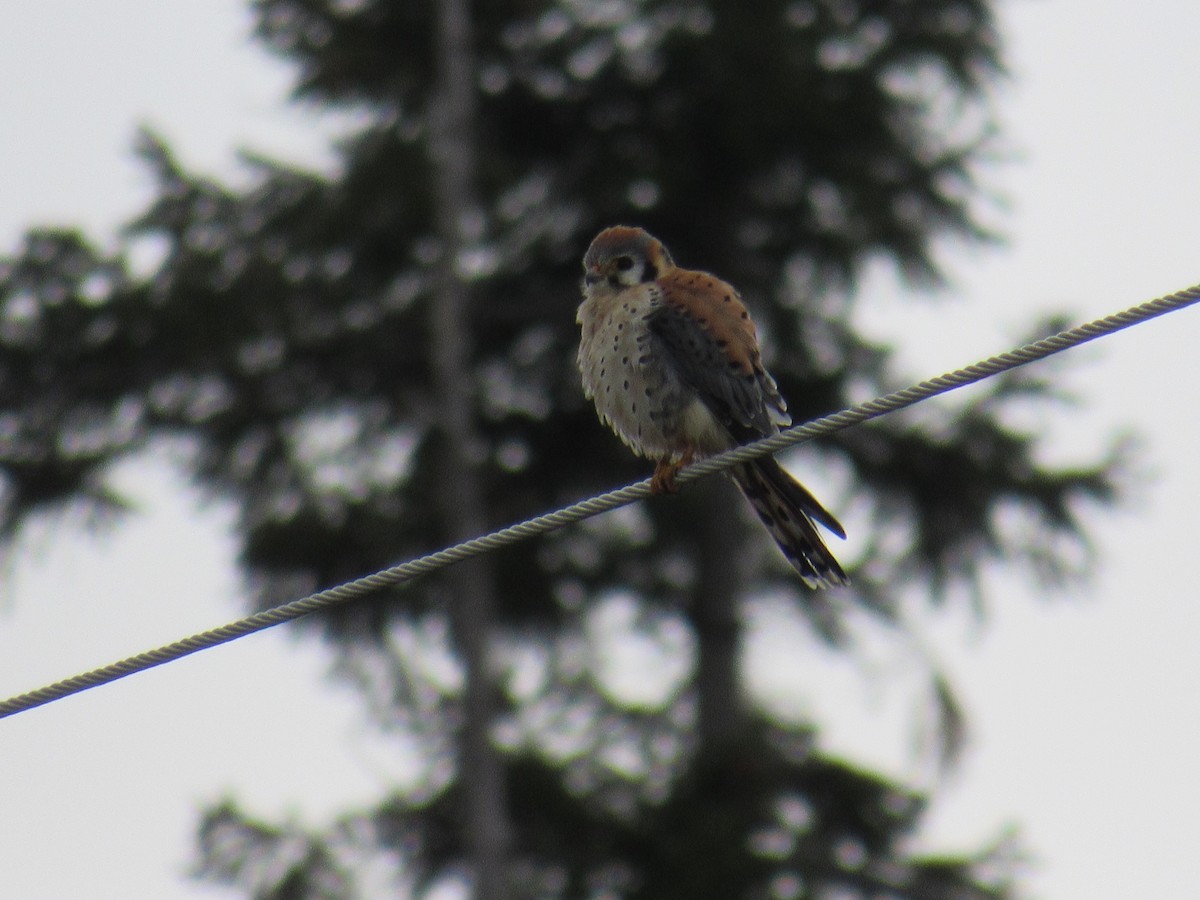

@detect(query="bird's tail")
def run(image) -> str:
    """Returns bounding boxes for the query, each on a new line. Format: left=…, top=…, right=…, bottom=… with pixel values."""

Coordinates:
left=731, top=458, right=849, bottom=590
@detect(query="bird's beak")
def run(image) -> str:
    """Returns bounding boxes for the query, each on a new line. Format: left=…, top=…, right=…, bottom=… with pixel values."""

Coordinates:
left=583, top=266, right=602, bottom=286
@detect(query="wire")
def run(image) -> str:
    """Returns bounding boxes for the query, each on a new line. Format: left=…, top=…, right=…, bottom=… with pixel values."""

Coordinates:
left=2, top=283, right=1198, bottom=720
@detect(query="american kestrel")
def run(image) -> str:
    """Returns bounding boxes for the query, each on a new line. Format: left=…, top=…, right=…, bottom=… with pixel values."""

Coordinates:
left=577, top=226, right=849, bottom=589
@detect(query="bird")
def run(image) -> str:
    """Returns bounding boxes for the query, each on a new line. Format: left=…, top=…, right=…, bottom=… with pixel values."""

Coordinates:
left=576, top=225, right=849, bottom=589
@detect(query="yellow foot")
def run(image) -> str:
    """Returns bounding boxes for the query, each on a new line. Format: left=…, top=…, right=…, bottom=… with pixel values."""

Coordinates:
left=650, top=461, right=680, bottom=494
left=650, top=449, right=694, bottom=495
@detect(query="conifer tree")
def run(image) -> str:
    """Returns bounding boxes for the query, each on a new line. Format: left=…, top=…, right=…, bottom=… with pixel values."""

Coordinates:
left=0, top=1, right=1121, bottom=896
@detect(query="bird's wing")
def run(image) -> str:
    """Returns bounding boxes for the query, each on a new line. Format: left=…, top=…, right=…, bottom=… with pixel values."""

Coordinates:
left=649, top=268, right=789, bottom=439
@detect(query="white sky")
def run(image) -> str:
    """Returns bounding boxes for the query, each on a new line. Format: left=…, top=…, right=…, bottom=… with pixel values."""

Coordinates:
left=1, top=2, right=1199, bottom=898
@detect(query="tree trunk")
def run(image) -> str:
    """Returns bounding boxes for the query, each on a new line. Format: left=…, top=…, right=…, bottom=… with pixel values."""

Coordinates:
left=428, top=0, right=509, bottom=897
left=691, top=481, right=752, bottom=755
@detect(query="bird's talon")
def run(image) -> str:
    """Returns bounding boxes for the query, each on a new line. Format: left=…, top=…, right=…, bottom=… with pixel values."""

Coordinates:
left=651, top=450, right=693, bottom=494
left=651, top=460, right=682, bottom=494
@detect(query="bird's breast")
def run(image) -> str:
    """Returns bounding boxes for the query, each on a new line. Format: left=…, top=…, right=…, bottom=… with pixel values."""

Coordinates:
left=577, top=289, right=730, bottom=460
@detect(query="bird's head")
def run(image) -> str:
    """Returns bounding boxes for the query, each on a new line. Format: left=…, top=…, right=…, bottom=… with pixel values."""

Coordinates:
left=582, top=226, right=674, bottom=290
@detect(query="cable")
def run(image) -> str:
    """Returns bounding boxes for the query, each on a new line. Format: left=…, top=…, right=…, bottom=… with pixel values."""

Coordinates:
left=2, top=283, right=1198, bottom=720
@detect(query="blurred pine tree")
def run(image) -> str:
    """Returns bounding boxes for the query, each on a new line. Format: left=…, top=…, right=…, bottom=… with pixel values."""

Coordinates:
left=0, top=1, right=1124, bottom=897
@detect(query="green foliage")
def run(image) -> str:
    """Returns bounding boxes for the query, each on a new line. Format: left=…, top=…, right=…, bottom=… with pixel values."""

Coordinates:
left=199, top=731, right=1018, bottom=899
left=0, top=0, right=1125, bottom=897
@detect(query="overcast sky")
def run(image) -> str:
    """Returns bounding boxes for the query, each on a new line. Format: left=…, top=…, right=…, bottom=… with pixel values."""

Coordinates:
left=1, top=2, right=1199, bottom=899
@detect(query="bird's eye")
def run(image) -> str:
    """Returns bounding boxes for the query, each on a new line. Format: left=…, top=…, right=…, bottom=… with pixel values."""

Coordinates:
left=614, top=256, right=635, bottom=271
